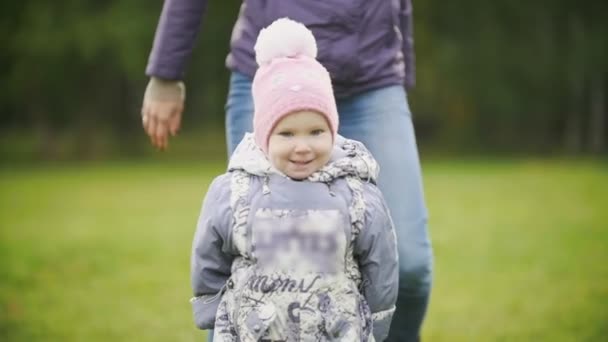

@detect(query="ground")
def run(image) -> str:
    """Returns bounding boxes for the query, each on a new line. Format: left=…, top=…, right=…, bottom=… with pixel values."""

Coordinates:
left=1, top=158, right=606, bottom=341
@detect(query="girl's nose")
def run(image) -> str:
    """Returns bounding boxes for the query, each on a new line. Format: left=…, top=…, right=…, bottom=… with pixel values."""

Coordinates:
left=293, top=138, right=312, bottom=153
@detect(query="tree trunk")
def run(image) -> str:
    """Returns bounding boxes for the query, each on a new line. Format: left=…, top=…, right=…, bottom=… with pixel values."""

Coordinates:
left=565, top=77, right=584, bottom=154
left=588, top=75, right=606, bottom=153
left=564, top=13, right=585, bottom=154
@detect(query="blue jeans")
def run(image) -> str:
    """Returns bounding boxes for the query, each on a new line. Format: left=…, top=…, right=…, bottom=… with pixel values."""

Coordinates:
left=215, top=72, right=433, bottom=342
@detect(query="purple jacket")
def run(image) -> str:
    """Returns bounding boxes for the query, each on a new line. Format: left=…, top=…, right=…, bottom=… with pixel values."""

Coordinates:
left=146, top=0, right=415, bottom=98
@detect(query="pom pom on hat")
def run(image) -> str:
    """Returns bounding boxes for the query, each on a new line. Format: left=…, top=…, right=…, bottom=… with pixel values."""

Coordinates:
left=252, top=18, right=339, bottom=154
left=254, top=18, right=318, bottom=66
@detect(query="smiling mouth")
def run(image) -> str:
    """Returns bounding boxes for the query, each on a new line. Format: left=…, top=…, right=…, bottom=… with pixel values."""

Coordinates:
left=290, top=160, right=313, bottom=165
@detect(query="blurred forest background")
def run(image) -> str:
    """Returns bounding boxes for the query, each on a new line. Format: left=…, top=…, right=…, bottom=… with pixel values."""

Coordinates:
left=1, top=0, right=607, bottom=161
left=2, top=1, right=608, bottom=341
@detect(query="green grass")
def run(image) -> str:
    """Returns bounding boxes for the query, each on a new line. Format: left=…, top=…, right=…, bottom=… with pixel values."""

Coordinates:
left=1, top=159, right=607, bottom=341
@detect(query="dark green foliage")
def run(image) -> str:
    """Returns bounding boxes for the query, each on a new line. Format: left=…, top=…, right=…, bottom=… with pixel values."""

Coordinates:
left=0, top=0, right=606, bottom=157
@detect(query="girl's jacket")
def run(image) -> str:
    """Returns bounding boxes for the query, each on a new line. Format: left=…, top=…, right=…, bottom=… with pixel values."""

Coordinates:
left=191, top=134, right=398, bottom=341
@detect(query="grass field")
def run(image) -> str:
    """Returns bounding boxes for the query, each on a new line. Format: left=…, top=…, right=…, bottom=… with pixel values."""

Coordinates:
left=1, top=159, right=607, bottom=341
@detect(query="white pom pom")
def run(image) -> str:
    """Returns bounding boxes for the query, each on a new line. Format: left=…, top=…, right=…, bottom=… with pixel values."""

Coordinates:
left=255, top=18, right=317, bottom=66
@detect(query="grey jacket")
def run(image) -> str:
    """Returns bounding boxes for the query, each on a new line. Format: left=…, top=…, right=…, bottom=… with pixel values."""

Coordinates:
left=147, top=0, right=415, bottom=98
left=191, top=134, right=399, bottom=341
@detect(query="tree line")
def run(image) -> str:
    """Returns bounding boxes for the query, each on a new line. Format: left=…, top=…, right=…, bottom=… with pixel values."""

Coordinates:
left=1, top=0, right=606, bottom=158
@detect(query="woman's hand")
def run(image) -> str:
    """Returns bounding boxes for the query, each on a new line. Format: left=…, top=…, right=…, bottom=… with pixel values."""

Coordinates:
left=141, top=77, right=185, bottom=150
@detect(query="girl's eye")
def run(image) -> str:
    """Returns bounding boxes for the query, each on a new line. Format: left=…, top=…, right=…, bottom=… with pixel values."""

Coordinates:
left=278, top=131, right=294, bottom=137
left=311, top=129, right=325, bottom=136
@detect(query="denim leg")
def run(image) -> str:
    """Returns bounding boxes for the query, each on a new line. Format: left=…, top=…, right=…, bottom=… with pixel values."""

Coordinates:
left=337, top=85, right=433, bottom=342
left=225, top=72, right=254, bottom=157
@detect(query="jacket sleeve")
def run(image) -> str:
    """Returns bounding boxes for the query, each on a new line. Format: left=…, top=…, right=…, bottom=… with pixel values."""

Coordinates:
left=190, top=174, right=234, bottom=330
left=146, top=0, right=210, bottom=80
left=400, top=0, right=416, bottom=89
left=355, top=184, right=399, bottom=342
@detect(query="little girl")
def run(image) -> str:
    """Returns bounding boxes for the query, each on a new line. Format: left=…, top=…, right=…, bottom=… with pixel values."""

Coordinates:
left=190, top=18, right=398, bottom=342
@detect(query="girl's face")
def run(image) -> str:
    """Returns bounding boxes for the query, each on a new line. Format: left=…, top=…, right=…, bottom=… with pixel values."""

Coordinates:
left=268, top=110, right=333, bottom=180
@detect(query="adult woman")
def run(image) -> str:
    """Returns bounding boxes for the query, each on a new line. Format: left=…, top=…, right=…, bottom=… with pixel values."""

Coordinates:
left=142, top=1, right=432, bottom=341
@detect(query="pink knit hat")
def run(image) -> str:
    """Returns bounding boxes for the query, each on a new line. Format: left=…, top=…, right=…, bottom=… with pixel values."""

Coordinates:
left=252, top=18, right=339, bottom=154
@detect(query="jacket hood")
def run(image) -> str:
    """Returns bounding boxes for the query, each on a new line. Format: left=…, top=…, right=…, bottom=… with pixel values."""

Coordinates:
left=228, top=133, right=379, bottom=183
